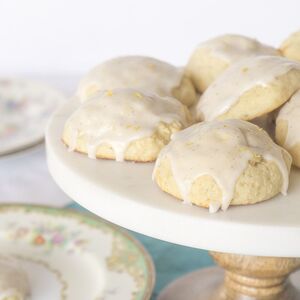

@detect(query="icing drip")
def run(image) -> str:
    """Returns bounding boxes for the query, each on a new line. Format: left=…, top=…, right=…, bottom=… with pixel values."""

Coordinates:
left=65, top=89, right=189, bottom=161
left=197, top=34, right=279, bottom=63
left=197, top=56, right=300, bottom=121
left=87, top=143, right=98, bottom=159
left=209, top=201, right=222, bottom=214
left=77, top=56, right=183, bottom=102
left=277, top=90, right=300, bottom=148
left=0, top=256, right=30, bottom=300
left=67, top=129, right=78, bottom=152
left=154, top=119, right=291, bottom=212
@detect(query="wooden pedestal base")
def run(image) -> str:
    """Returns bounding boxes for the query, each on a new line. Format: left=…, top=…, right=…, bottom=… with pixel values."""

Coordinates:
left=210, top=252, right=300, bottom=300
left=158, top=252, right=300, bottom=300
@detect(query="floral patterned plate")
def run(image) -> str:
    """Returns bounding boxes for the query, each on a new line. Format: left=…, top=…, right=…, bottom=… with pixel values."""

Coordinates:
left=0, top=205, right=155, bottom=300
left=0, top=79, right=66, bottom=156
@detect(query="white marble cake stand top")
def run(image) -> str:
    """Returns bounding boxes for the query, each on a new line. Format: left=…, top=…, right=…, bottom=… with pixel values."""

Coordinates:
left=46, top=98, right=300, bottom=257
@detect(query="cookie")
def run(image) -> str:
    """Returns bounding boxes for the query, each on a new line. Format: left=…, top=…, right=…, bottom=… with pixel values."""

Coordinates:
left=276, top=90, right=300, bottom=168
left=280, top=30, right=300, bottom=62
left=77, top=56, right=197, bottom=106
left=196, top=56, right=300, bottom=121
left=153, top=119, right=291, bottom=212
left=63, top=88, right=191, bottom=162
left=186, top=34, right=279, bottom=93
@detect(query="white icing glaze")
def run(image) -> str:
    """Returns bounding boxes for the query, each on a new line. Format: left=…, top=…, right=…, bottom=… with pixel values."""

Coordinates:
left=0, top=256, right=30, bottom=300
left=277, top=89, right=300, bottom=148
left=154, top=119, right=291, bottom=212
left=197, top=56, right=300, bottom=121
left=197, top=34, right=279, bottom=63
left=65, top=89, right=190, bottom=161
left=77, top=56, right=183, bottom=102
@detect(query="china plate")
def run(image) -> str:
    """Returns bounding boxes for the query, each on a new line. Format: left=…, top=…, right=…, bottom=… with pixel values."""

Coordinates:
left=0, top=79, right=66, bottom=156
left=0, top=205, right=154, bottom=300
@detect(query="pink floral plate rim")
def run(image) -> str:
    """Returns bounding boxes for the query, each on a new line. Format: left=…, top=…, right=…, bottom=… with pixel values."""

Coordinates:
left=0, top=203, right=155, bottom=300
left=0, top=78, right=66, bottom=156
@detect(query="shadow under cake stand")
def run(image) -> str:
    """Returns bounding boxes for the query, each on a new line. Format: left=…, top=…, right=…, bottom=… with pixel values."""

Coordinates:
left=46, top=99, right=300, bottom=300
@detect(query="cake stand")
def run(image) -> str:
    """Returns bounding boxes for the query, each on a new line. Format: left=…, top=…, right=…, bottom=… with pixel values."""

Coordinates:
left=46, top=99, right=300, bottom=300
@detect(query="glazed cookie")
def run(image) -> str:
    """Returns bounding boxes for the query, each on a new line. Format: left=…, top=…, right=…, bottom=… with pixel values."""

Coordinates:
left=196, top=56, right=300, bottom=121
left=186, top=34, right=279, bottom=93
left=276, top=90, right=300, bottom=168
left=63, top=89, right=191, bottom=162
left=153, top=119, right=291, bottom=213
left=77, top=56, right=197, bottom=106
left=280, top=30, right=300, bottom=62
left=0, top=255, right=30, bottom=300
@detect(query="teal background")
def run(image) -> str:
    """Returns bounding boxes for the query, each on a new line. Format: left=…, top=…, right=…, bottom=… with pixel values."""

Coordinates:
left=69, top=202, right=214, bottom=299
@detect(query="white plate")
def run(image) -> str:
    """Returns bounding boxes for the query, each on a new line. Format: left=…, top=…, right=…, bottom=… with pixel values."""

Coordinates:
left=0, top=79, right=66, bottom=156
left=0, top=205, right=155, bottom=300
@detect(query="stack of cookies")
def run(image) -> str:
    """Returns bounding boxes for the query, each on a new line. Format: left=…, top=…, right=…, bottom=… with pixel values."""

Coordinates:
left=62, top=30, right=300, bottom=213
